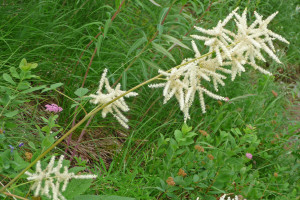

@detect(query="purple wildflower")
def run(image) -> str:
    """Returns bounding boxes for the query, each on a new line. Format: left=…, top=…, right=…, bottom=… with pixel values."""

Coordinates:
left=8, top=145, right=14, bottom=153
left=45, top=104, right=63, bottom=113
left=18, top=143, right=24, bottom=147
left=246, top=153, right=253, bottom=159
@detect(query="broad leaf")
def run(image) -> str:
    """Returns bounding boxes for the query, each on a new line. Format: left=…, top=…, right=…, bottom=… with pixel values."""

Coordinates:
left=3, top=73, right=16, bottom=85
left=4, top=110, right=19, bottom=118
left=74, top=88, right=89, bottom=97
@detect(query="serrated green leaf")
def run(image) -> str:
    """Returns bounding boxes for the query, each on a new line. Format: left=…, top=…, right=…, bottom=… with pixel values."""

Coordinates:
left=63, top=179, right=94, bottom=199
left=152, top=42, right=176, bottom=63
left=3, top=73, right=16, bottom=85
left=74, top=88, right=89, bottom=97
left=182, top=124, right=192, bottom=133
left=186, top=131, right=197, bottom=138
left=174, top=130, right=183, bottom=142
left=162, top=34, right=190, bottom=50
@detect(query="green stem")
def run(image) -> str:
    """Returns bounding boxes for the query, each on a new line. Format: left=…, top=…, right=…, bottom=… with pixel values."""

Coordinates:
left=0, top=50, right=214, bottom=193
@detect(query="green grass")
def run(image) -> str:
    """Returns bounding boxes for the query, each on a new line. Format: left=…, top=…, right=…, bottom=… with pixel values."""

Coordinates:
left=0, top=0, right=299, bottom=199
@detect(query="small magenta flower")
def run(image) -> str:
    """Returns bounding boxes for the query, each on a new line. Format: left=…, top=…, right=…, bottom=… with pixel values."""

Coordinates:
left=246, top=153, right=253, bottom=159
left=45, top=104, right=63, bottom=113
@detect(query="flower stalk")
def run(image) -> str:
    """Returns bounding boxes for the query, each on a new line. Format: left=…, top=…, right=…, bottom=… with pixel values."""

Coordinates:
left=0, top=48, right=215, bottom=193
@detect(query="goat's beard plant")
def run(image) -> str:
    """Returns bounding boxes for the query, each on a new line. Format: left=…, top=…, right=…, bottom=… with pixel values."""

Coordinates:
left=0, top=7, right=289, bottom=198
left=148, top=8, right=289, bottom=122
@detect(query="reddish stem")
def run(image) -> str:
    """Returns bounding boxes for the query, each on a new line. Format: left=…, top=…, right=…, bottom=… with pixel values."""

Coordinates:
left=139, top=1, right=214, bottom=123
left=69, top=115, right=95, bottom=162
left=82, top=47, right=97, bottom=87
left=70, top=0, right=126, bottom=80
left=65, top=47, right=98, bottom=155
left=163, top=0, right=214, bottom=57
left=64, top=0, right=127, bottom=156
left=112, top=0, right=126, bottom=21
left=112, top=3, right=174, bottom=87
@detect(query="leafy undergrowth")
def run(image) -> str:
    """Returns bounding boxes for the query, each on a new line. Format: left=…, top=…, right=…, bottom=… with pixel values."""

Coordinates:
left=0, top=0, right=299, bottom=200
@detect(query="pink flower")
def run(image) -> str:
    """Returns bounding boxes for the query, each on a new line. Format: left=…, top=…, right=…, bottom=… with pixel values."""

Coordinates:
left=246, top=153, right=253, bottom=159
left=45, top=104, right=63, bottom=113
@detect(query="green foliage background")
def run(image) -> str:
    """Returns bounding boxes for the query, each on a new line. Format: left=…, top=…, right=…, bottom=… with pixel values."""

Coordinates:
left=0, top=0, right=299, bottom=199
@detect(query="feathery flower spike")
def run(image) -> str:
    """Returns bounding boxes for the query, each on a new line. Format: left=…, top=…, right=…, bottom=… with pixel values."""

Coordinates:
left=149, top=41, right=227, bottom=122
left=219, top=194, right=245, bottom=200
left=191, top=7, right=239, bottom=65
left=149, top=7, right=288, bottom=123
left=89, top=69, right=138, bottom=129
left=25, top=155, right=97, bottom=200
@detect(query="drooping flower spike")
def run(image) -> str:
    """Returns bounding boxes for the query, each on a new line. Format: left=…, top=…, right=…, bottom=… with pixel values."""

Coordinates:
left=89, top=68, right=138, bottom=129
left=149, top=8, right=288, bottom=122
left=25, top=155, right=97, bottom=200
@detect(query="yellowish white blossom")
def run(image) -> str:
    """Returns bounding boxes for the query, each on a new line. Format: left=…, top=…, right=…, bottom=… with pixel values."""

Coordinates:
left=149, top=41, right=226, bottom=121
left=149, top=8, right=288, bottom=122
left=219, top=194, right=246, bottom=200
left=89, top=68, right=138, bottom=129
left=25, top=155, right=97, bottom=200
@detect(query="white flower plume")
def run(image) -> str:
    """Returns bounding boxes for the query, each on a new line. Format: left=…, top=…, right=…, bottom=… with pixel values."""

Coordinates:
left=191, top=7, right=239, bottom=65
left=219, top=194, right=246, bottom=200
left=25, top=155, right=97, bottom=200
left=89, top=68, right=138, bottom=129
left=149, top=41, right=227, bottom=122
left=192, top=8, right=288, bottom=80
left=149, top=8, right=288, bottom=122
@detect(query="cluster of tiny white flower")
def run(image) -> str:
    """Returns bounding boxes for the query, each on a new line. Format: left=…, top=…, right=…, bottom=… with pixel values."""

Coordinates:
left=89, top=68, right=138, bottom=128
left=219, top=194, right=246, bottom=200
left=197, top=194, right=246, bottom=200
left=25, top=155, right=97, bottom=200
left=149, top=8, right=289, bottom=121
